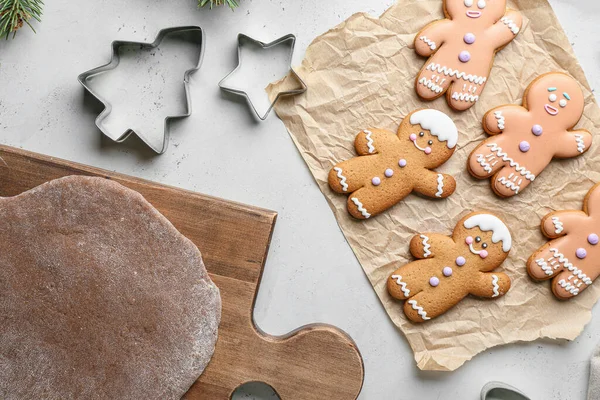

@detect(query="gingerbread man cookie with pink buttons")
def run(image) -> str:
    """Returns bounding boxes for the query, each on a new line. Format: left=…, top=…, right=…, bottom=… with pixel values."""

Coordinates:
left=387, top=212, right=512, bottom=322
left=414, top=0, right=522, bottom=111
left=328, top=109, right=458, bottom=219
left=468, top=72, right=592, bottom=197
left=528, top=183, right=600, bottom=300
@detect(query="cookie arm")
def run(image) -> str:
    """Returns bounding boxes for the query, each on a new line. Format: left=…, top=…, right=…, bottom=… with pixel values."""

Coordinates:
left=354, top=129, right=396, bottom=156
left=409, top=233, right=454, bottom=259
left=553, top=129, right=592, bottom=159
left=540, top=210, right=589, bottom=239
left=489, top=10, right=523, bottom=49
left=412, top=170, right=456, bottom=199
left=482, top=105, right=526, bottom=135
left=469, top=271, right=511, bottom=298
left=414, top=20, right=452, bottom=57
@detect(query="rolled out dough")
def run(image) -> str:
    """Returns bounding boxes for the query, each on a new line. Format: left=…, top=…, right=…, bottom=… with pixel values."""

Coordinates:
left=0, top=176, right=221, bottom=399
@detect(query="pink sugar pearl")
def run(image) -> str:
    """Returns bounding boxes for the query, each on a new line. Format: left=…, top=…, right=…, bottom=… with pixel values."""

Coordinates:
left=479, top=250, right=488, bottom=259
left=465, top=236, right=474, bottom=245
left=424, top=147, right=432, bottom=155
left=410, top=133, right=417, bottom=141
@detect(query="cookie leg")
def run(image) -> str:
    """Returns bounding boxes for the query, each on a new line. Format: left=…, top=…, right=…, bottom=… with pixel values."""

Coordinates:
left=328, top=158, right=372, bottom=194
left=468, top=142, right=505, bottom=179
left=552, top=270, right=591, bottom=300
left=492, top=166, right=533, bottom=198
left=387, top=262, right=428, bottom=300
left=527, top=245, right=567, bottom=281
left=403, top=290, right=454, bottom=323
left=415, top=67, right=452, bottom=100
left=347, top=184, right=407, bottom=220
left=448, top=79, right=486, bottom=111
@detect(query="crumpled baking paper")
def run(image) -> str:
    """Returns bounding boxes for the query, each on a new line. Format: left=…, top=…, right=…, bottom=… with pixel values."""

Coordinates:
left=267, top=0, right=600, bottom=371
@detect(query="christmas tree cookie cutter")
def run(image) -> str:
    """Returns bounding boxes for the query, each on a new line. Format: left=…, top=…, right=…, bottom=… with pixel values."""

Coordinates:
left=78, top=26, right=204, bottom=154
left=219, top=33, right=307, bottom=121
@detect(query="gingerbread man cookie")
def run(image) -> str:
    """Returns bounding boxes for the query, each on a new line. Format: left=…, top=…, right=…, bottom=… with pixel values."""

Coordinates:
left=328, top=109, right=458, bottom=219
left=387, top=212, right=512, bottom=322
left=414, top=0, right=522, bottom=111
left=468, top=72, right=592, bottom=197
left=528, top=183, right=600, bottom=300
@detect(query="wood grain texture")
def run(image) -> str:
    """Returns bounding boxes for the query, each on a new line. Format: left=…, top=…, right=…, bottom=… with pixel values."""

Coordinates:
left=0, top=145, right=364, bottom=400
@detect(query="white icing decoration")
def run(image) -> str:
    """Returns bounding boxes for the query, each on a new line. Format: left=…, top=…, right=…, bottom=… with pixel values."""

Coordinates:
left=409, top=109, right=458, bottom=149
left=420, top=234, right=432, bottom=258
left=351, top=197, right=371, bottom=219
left=469, top=243, right=484, bottom=256
left=575, top=134, right=585, bottom=153
left=559, top=99, right=567, bottom=108
left=408, top=300, right=431, bottom=321
left=494, top=111, right=505, bottom=130
left=452, top=92, right=479, bottom=103
left=391, top=275, right=410, bottom=297
left=464, top=214, right=512, bottom=252
left=548, top=93, right=557, bottom=102
left=558, top=279, right=579, bottom=296
left=426, top=62, right=487, bottom=85
left=412, top=140, right=428, bottom=153
left=419, top=36, right=436, bottom=51
left=476, top=154, right=493, bottom=173
left=435, top=174, right=444, bottom=198
left=418, top=77, right=444, bottom=94
left=364, top=130, right=376, bottom=154
left=549, top=248, right=592, bottom=285
left=497, top=173, right=520, bottom=194
left=491, top=275, right=500, bottom=297
left=536, top=258, right=554, bottom=276
left=333, top=167, right=348, bottom=192
left=551, top=217, right=563, bottom=234
left=487, top=143, right=536, bottom=181
left=500, top=16, right=520, bottom=35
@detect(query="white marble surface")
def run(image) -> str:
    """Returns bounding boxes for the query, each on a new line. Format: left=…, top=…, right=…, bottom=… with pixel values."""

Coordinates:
left=0, top=0, right=599, bottom=399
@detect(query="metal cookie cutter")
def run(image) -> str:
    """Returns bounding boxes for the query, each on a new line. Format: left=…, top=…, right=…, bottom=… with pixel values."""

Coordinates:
left=78, top=26, right=204, bottom=154
left=219, top=33, right=307, bottom=121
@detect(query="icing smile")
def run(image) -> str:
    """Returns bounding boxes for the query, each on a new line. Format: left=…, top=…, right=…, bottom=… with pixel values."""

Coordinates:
left=466, top=10, right=482, bottom=18
left=409, top=133, right=432, bottom=155
left=544, top=104, right=559, bottom=116
left=465, top=236, right=489, bottom=259
left=468, top=243, right=487, bottom=257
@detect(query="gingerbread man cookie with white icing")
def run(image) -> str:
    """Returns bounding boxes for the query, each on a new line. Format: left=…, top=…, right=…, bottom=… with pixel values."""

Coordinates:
left=328, top=109, right=458, bottom=219
left=528, top=183, right=600, bottom=300
left=468, top=72, right=592, bottom=197
left=414, top=0, right=522, bottom=111
left=387, top=212, right=512, bottom=322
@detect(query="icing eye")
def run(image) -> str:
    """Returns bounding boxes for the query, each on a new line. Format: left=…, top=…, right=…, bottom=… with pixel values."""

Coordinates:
left=549, top=94, right=557, bottom=102
left=475, top=236, right=481, bottom=243
left=482, top=243, right=488, bottom=249
left=477, top=0, right=486, bottom=9
left=428, top=140, right=433, bottom=145
left=419, top=132, right=425, bottom=137
left=464, top=0, right=474, bottom=6
left=559, top=99, right=567, bottom=108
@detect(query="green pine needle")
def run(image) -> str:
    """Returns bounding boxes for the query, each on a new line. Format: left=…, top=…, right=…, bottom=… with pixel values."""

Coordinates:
left=198, top=0, right=239, bottom=10
left=0, top=0, right=43, bottom=39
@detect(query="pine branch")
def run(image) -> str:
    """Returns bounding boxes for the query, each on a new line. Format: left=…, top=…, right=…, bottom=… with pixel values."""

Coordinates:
left=0, top=0, right=43, bottom=39
left=198, top=0, right=239, bottom=11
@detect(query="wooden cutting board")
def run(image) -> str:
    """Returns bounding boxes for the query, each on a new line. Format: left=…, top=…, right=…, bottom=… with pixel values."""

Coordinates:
left=0, top=145, right=364, bottom=399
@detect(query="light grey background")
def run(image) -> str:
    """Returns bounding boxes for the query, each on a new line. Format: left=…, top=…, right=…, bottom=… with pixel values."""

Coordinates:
left=1, top=0, right=599, bottom=399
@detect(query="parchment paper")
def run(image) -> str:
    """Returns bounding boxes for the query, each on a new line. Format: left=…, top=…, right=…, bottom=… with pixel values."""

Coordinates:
left=267, top=0, right=600, bottom=371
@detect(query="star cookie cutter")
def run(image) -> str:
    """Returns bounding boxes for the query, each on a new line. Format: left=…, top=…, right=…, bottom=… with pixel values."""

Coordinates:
left=78, top=26, right=204, bottom=154
left=219, top=33, right=307, bottom=121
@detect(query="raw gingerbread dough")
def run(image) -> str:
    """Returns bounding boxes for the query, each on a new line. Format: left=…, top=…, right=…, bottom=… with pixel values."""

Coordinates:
left=0, top=176, right=221, bottom=399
